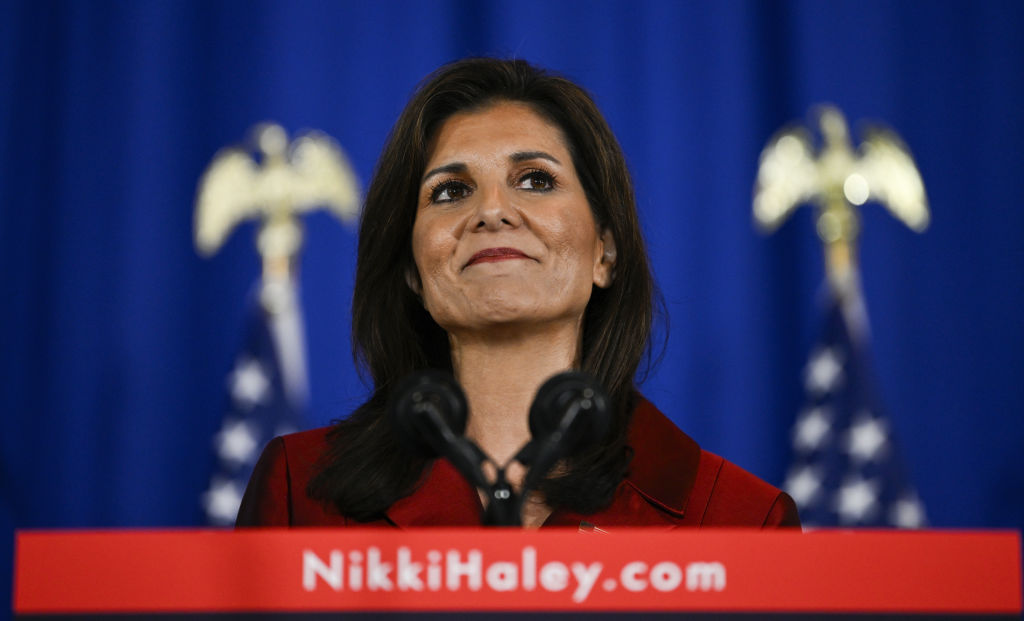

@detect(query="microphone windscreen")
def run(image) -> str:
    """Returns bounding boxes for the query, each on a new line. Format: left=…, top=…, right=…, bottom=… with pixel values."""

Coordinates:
left=528, top=371, right=610, bottom=454
left=389, top=369, right=468, bottom=458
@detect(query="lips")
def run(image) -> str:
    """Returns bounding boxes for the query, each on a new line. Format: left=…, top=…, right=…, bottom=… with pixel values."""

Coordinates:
left=465, top=247, right=530, bottom=268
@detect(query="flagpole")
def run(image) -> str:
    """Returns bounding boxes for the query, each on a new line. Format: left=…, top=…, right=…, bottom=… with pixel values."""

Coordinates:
left=193, top=122, right=360, bottom=525
left=753, top=105, right=930, bottom=528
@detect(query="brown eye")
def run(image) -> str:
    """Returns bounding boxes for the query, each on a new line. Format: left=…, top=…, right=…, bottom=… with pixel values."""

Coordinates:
left=518, top=170, right=555, bottom=192
left=431, top=180, right=472, bottom=203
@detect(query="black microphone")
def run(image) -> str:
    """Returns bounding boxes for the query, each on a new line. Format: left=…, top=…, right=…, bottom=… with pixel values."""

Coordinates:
left=389, top=370, right=489, bottom=490
left=519, top=371, right=611, bottom=492
left=390, top=369, right=611, bottom=526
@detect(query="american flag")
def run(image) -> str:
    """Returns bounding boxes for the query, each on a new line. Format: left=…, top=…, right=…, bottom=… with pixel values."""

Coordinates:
left=202, top=278, right=308, bottom=525
left=783, top=283, right=927, bottom=528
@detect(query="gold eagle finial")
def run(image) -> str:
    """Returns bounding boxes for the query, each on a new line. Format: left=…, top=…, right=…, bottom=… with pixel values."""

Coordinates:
left=754, top=105, right=928, bottom=287
left=194, top=123, right=360, bottom=284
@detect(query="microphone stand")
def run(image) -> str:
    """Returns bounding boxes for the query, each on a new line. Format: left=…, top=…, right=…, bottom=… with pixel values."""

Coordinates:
left=481, top=465, right=520, bottom=526
left=409, top=398, right=523, bottom=526
left=479, top=399, right=587, bottom=526
left=394, top=370, right=607, bottom=527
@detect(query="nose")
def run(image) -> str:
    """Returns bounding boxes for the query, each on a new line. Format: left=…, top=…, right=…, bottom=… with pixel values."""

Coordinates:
left=472, top=184, right=522, bottom=231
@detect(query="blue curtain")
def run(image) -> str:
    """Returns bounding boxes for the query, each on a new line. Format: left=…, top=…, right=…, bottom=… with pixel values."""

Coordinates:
left=3, top=0, right=1023, bottom=610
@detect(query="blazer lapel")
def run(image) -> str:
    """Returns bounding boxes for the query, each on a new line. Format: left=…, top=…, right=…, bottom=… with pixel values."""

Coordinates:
left=385, top=397, right=703, bottom=530
left=385, top=458, right=483, bottom=527
left=544, top=397, right=704, bottom=530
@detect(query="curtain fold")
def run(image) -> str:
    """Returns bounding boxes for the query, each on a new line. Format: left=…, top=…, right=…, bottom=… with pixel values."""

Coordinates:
left=3, top=0, right=1022, bottom=593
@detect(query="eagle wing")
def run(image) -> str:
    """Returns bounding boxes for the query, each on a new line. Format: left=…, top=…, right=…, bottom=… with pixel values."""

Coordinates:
left=856, top=128, right=930, bottom=232
left=288, top=132, right=361, bottom=224
left=194, top=149, right=261, bottom=256
left=753, top=127, right=820, bottom=232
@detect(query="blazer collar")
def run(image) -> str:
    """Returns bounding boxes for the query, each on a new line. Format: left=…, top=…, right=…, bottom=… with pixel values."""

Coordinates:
left=384, top=395, right=701, bottom=527
left=385, top=458, right=482, bottom=527
left=622, top=396, right=701, bottom=516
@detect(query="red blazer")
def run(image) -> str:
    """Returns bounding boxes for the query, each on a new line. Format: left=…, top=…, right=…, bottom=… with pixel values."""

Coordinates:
left=236, top=397, right=800, bottom=529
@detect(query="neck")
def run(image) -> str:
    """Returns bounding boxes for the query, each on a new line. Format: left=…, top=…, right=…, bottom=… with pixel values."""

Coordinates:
left=450, top=320, right=580, bottom=467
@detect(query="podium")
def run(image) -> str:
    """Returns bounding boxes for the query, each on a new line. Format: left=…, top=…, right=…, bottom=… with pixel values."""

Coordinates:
left=13, top=529, right=1022, bottom=618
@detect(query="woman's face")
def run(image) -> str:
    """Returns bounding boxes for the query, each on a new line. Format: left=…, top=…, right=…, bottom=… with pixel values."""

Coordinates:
left=410, top=101, right=614, bottom=336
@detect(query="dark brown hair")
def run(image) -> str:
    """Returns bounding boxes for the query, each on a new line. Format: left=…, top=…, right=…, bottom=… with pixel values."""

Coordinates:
left=308, top=58, right=656, bottom=520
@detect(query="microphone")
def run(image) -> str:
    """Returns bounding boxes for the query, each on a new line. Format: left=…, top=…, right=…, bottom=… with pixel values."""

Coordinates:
left=389, top=369, right=612, bottom=525
left=519, top=371, right=611, bottom=492
left=389, top=370, right=488, bottom=490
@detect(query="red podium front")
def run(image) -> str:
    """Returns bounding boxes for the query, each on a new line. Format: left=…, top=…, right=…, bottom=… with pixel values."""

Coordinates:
left=13, top=529, right=1022, bottom=618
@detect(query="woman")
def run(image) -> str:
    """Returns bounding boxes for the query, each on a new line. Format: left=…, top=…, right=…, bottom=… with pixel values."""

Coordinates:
left=236, top=58, right=799, bottom=529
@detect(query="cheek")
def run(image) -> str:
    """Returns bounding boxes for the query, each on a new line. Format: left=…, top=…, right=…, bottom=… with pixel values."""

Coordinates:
left=411, top=219, right=441, bottom=272
left=411, top=219, right=457, bottom=299
left=550, top=218, right=601, bottom=278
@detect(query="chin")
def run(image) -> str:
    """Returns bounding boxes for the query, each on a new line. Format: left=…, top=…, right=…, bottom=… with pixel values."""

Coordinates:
left=425, top=285, right=590, bottom=333
left=470, top=304, right=542, bottom=327
left=448, top=305, right=588, bottom=335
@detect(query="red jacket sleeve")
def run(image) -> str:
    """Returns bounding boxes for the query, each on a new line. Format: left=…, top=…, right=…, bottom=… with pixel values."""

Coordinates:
left=698, top=458, right=802, bottom=529
left=235, top=437, right=291, bottom=527
left=762, top=490, right=802, bottom=528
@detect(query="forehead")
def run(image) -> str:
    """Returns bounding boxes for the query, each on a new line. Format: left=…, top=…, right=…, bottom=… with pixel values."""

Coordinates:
left=425, top=101, right=572, bottom=166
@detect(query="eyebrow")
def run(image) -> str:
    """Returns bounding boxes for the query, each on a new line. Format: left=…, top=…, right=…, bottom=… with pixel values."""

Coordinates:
left=510, top=150, right=561, bottom=165
left=421, top=162, right=468, bottom=185
left=420, top=151, right=563, bottom=185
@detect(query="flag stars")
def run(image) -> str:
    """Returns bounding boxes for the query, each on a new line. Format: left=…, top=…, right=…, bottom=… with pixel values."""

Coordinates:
left=203, top=477, right=245, bottom=525
left=844, top=412, right=888, bottom=463
left=805, top=347, right=844, bottom=395
left=793, top=407, right=832, bottom=452
left=229, top=358, right=269, bottom=409
left=784, top=466, right=823, bottom=508
left=216, top=419, right=260, bottom=465
left=788, top=303, right=926, bottom=529
left=889, top=495, right=927, bottom=529
left=835, top=476, right=880, bottom=524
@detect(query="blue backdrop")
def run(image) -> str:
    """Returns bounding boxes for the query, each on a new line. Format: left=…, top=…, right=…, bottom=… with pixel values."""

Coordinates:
left=3, top=0, right=1023, bottom=613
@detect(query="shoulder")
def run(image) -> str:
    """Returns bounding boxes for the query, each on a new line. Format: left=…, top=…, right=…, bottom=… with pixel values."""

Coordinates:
left=235, top=426, right=345, bottom=527
left=627, top=397, right=801, bottom=529
left=692, top=449, right=801, bottom=527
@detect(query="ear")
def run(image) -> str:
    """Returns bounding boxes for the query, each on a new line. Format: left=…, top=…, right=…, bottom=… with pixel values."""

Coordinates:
left=593, top=228, right=616, bottom=289
left=405, top=264, right=422, bottom=297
